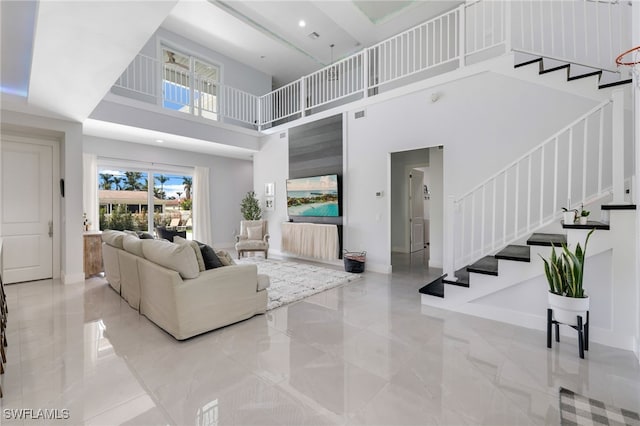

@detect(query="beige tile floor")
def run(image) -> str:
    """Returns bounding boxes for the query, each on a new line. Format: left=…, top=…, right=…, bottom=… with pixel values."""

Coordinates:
left=1, top=252, right=639, bottom=425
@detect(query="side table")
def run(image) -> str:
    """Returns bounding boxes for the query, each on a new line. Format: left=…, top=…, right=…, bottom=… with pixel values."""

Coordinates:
left=84, top=231, right=103, bottom=278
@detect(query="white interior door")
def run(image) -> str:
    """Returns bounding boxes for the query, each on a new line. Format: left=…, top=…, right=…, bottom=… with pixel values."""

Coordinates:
left=409, top=169, right=424, bottom=253
left=1, top=139, right=54, bottom=283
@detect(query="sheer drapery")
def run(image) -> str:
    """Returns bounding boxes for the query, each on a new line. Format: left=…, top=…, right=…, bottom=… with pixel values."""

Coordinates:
left=193, top=166, right=212, bottom=245
left=82, top=153, right=98, bottom=231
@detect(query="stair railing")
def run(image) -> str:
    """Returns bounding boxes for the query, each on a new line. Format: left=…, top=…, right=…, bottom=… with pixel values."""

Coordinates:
left=445, top=98, right=615, bottom=275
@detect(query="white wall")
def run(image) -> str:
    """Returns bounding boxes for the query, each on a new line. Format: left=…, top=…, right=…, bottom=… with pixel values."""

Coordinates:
left=425, top=147, right=443, bottom=267
left=345, top=72, right=597, bottom=272
left=252, top=131, right=289, bottom=254
left=83, top=137, right=253, bottom=247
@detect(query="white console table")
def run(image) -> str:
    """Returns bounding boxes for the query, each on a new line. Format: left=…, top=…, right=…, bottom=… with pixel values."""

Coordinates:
left=281, top=222, right=339, bottom=260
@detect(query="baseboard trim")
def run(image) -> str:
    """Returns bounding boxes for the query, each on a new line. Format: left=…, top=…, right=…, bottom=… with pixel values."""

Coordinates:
left=62, top=271, right=85, bottom=285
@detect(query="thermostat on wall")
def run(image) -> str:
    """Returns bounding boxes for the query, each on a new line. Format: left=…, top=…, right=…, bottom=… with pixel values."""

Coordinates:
left=375, top=191, right=384, bottom=198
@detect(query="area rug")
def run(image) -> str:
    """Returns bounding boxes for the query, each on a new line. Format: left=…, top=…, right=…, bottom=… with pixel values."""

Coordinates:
left=236, top=257, right=362, bottom=310
left=559, top=387, right=640, bottom=426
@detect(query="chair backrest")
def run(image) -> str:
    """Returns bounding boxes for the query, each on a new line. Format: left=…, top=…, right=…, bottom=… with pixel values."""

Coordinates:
left=240, top=220, right=267, bottom=239
left=169, top=218, right=181, bottom=228
left=156, top=226, right=187, bottom=241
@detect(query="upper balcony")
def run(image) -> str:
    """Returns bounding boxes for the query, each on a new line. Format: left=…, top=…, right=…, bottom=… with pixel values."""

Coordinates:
left=110, top=0, right=632, bottom=134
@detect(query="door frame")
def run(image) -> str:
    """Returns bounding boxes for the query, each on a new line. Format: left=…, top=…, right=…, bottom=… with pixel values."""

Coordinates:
left=0, top=133, right=61, bottom=281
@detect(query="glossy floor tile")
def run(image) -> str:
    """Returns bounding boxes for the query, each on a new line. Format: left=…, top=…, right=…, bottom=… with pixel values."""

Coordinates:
left=1, top=253, right=639, bottom=425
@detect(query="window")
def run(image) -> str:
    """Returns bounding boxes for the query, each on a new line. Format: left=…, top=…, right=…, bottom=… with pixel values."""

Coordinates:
left=98, top=166, right=194, bottom=239
left=162, top=47, right=220, bottom=121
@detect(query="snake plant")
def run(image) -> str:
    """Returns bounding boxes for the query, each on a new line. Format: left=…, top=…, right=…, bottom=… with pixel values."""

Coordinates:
left=539, top=229, right=594, bottom=298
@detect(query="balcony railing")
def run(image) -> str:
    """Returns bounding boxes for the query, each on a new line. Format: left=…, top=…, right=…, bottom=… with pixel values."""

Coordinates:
left=113, top=0, right=631, bottom=130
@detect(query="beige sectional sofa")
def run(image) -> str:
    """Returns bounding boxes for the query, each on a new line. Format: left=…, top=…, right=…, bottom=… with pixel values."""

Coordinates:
left=101, top=230, right=269, bottom=340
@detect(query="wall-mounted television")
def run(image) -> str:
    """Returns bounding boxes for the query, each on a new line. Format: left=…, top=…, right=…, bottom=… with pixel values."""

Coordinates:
left=286, top=174, right=339, bottom=217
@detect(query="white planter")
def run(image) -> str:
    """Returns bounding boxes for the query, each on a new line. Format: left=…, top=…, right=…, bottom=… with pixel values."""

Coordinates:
left=578, top=216, right=588, bottom=225
left=563, top=211, right=576, bottom=224
left=548, top=291, right=589, bottom=326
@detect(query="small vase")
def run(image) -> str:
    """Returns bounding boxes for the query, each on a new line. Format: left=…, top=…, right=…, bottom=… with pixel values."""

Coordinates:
left=563, top=211, right=576, bottom=225
left=548, top=291, right=589, bottom=326
left=579, top=216, right=588, bottom=225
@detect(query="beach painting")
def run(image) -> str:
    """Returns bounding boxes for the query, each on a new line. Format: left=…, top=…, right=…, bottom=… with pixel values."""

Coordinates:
left=287, top=175, right=339, bottom=217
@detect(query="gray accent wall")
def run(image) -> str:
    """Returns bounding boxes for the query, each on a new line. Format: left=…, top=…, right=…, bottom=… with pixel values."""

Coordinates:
left=288, top=115, right=343, bottom=254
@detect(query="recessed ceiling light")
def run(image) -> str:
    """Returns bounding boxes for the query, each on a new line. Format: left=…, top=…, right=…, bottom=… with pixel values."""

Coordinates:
left=155, top=139, right=164, bottom=143
left=298, top=20, right=306, bottom=27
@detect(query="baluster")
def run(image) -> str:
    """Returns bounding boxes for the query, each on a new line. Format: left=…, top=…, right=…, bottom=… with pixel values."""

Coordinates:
left=582, top=117, right=588, bottom=202
left=540, top=145, right=545, bottom=226
left=471, top=193, right=476, bottom=257
left=503, top=172, right=508, bottom=245
left=598, top=107, right=604, bottom=194
left=515, top=162, right=520, bottom=238
left=481, top=185, right=486, bottom=255
left=553, top=136, right=559, bottom=212
left=583, top=0, right=588, bottom=60
left=492, top=179, right=497, bottom=250
left=529, top=0, right=534, bottom=51
left=527, top=155, right=532, bottom=232
left=572, top=0, right=577, bottom=60
left=567, top=128, right=574, bottom=208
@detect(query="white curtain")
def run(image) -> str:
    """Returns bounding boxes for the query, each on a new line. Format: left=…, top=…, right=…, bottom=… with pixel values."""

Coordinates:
left=82, top=153, right=98, bottom=231
left=193, top=166, right=212, bottom=245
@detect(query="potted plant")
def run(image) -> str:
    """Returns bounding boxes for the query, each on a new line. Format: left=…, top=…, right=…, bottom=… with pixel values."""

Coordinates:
left=539, top=229, right=594, bottom=326
left=562, top=207, right=578, bottom=225
left=577, top=204, right=590, bottom=225
left=241, top=191, right=262, bottom=220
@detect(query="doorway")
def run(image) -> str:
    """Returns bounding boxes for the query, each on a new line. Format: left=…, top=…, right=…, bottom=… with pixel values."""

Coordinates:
left=1, top=134, right=59, bottom=283
left=390, top=147, right=443, bottom=271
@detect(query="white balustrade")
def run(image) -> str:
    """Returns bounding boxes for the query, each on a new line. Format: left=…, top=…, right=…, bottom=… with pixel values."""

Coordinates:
left=259, top=80, right=301, bottom=127
left=450, top=100, right=614, bottom=271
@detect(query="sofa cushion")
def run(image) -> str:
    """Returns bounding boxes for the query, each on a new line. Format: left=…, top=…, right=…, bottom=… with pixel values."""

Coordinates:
left=102, top=229, right=126, bottom=249
left=124, top=230, right=139, bottom=238
left=257, top=274, right=270, bottom=291
left=174, top=236, right=206, bottom=272
left=122, top=234, right=144, bottom=257
left=216, top=250, right=236, bottom=266
left=141, top=239, right=200, bottom=279
left=199, top=244, right=224, bottom=269
left=247, top=225, right=263, bottom=240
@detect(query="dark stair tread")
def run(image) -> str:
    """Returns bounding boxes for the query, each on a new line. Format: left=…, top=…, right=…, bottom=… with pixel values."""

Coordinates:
left=599, top=79, right=632, bottom=89
left=467, top=256, right=499, bottom=276
left=601, top=204, right=636, bottom=210
left=419, top=274, right=446, bottom=298
left=495, top=245, right=531, bottom=262
left=514, top=57, right=542, bottom=68
left=561, top=220, right=610, bottom=230
left=539, top=63, right=569, bottom=75
left=527, top=233, right=567, bottom=247
left=442, top=267, right=469, bottom=287
left=567, top=70, right=602, bottom=81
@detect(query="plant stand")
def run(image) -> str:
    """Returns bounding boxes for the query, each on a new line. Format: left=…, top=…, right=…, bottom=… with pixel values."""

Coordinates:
left=547, top=308, right=589, bottom=359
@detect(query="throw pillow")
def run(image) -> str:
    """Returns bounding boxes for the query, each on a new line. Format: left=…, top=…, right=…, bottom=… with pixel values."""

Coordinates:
left=199, top=244, right=225, bottom=269
left=246, top=225, right=263, bottom=240
left=174, top=236, right=206, bottom=272
left=137, top=231, right=154, bottom=240
left=141, top=239, right=200, bottom=279
left=216, top=250, right=236, bottom=266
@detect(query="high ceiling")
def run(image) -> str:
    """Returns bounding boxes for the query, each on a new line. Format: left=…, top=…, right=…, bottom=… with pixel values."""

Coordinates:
left=0, top=0, right=462, bottom=157
left=163, top=0, right=463, bottom=88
